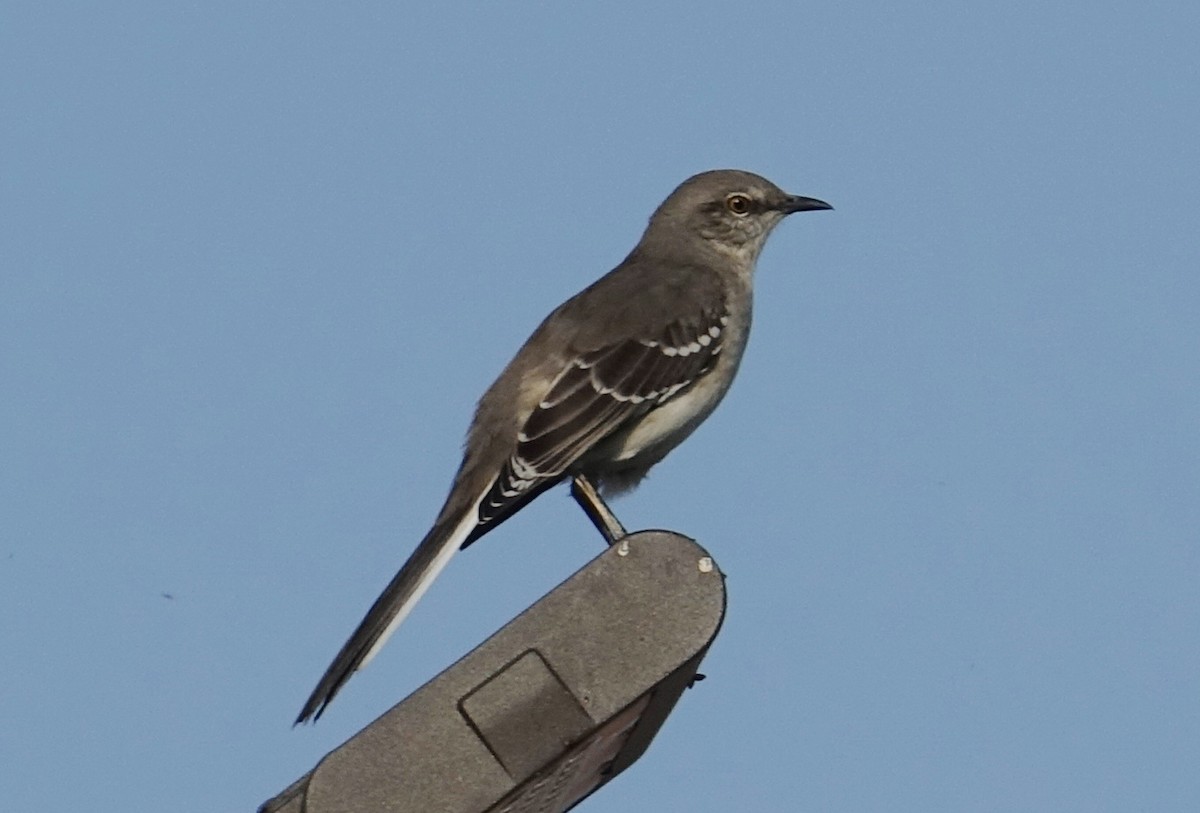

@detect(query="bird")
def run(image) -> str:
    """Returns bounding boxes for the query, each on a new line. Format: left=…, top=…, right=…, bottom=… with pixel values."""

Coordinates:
left=295, top=169, right=831, bottom=723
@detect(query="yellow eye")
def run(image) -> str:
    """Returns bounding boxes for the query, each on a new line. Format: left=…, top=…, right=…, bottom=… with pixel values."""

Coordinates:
left=725, top=194, right=752, bottom=216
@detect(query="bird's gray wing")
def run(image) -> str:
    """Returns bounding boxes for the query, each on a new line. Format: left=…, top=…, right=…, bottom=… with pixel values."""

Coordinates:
left=475, top=306, right=729, bottom=530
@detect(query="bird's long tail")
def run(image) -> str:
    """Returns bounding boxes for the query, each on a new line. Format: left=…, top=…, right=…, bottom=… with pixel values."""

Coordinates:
left=295, top=497, right=482, bottom=724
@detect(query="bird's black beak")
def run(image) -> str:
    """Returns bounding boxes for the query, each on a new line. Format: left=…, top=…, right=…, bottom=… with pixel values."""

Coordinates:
left=781, top=195, right=833, bottom=214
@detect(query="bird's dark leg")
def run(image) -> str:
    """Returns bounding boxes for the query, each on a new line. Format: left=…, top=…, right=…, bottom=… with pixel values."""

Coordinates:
left=571, top=474, right=627, bottom=546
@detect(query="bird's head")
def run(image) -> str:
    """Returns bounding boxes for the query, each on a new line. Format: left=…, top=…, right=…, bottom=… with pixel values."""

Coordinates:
left=645, top=169, right=831, bottom=264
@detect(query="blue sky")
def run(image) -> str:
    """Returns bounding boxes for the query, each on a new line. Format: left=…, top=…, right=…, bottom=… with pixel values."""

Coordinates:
left=3, top=2, right=1198, bottom=811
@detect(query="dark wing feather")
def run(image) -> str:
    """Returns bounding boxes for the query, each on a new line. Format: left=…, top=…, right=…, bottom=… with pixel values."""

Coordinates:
left=473, top=307, right=729, bottom=534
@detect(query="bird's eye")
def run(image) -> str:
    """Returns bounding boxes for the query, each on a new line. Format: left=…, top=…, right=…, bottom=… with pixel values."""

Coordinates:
left=725, top=194, right=752, bottom=216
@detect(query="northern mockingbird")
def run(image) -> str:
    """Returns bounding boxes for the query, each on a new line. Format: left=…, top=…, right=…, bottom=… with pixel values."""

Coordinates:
left=296, top=169, right=830, bottom=723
